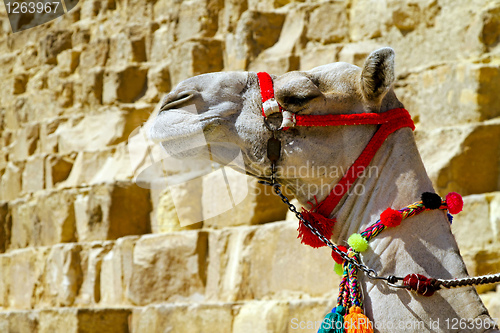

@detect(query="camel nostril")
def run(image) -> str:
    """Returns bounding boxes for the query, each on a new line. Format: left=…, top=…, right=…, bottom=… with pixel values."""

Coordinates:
left=160, top=91, right=197, bottom=112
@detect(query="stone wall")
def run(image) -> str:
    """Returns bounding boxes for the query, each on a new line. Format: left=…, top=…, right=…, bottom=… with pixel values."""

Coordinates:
left=0, top=0, right=500, bottom=332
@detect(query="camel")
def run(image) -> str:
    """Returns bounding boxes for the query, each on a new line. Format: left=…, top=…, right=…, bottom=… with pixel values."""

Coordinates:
left=149, top=48, right=499, bottom=333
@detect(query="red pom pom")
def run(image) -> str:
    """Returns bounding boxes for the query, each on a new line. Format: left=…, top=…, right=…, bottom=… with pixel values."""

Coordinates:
left=380, top=208, right=402, bottom=227
left=446, top=192, right=463, bottom=214
left=297, top=210, right=336, bottom=248
left=331, top=245, right=348, bottom=264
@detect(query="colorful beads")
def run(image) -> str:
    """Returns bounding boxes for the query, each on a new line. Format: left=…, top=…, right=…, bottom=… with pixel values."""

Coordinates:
left=348, top=233, right=369, bottom=252
left=380, top=208, right=403, bottom=227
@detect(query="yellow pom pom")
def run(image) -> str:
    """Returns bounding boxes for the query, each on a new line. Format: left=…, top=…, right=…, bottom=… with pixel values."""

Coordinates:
left=334, top=262, right=344, bottom=276
left=348, top=233, right=369, bottom=252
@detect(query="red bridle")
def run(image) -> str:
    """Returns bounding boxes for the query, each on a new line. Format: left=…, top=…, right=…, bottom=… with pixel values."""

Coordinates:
left=257, top=72, right=415, bottom=223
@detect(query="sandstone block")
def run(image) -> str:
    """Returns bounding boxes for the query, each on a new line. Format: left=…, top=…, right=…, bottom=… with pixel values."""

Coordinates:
left=10, top=123, right=40, bottom=161
left=202, top=171, right=288, bottom=228
left=145, top=63, right=171, bottom=102
left=74, top=182, right=151, bottom=242
left=40, top=30, right=73, bottom=65
left=299, top=44, right=341, bottom=71
left=78, top=67, right=104, bottom=106
left=463, top=247, right=500, bottom=293
left=150, top=25, right=175, bottom=63
left=79, top=38, right=109, bottom=70
left=206, top=221, right=341, bottom=302
left=306, top=2, right=348, bottom=44
left=131, top=303, right=233, bottom=333
left=0, top=254, right=10, bottom=307
left=103, top=65, right=148, bottom=104
left=9, top=198, right=37, bottom=249
left=108, top=32, right=147, bottom=66
left=479, top=5, right=500, bottom=51
left=127, top=231, right=208, bottom=305
left=415, top=120, right=500, bottom=196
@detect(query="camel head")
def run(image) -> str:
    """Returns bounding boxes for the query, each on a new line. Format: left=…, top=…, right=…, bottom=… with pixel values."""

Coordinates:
left=149, top=47, right=404, bottom=203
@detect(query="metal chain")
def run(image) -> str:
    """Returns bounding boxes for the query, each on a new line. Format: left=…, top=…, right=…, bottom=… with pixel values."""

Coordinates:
left=437, top=273, right=500, bottom=289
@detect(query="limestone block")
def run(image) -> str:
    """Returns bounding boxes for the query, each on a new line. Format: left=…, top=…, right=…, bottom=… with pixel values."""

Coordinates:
left=202, top=172, right=288, bottom=228
left=9, top=198, right=36, bottom=249
left=463, top=247, right=500, bottom=293
left=78, top=67, right=104, bottom=106
left=10, top=189, right=77, bottom=248
left=175, top=0, right=222, bottom=41
left=74, top=182, right=152, bottom=242
left=0, top=202, right=10, bottom=253
left=0, top=255, right=10, bottom=307
left=8, top=247, right=47, bottom=309
left=150, top=25, right=175, bottom=63
left=39, top=308, right=131, bottom=333
left=75, top=242, right=113, bottom=306
left=127, top=231, right=208, bottom=305
left=103, top=65, right=148, bottom=104
left=61, top=150, right=115, bottom=187
left=299, top=44, right=341, bottom=71
left=22, top=155, right=45, bottom=194
left=218, top=0, right=248, bottom=34
left=0, top=311, right=39, bottom=333
left=482, top=288, right=500, bottom=321
left=233, top=301, right=289, bottom=333
left=13, top=73, right=28, bottom=94
left=169, top=38, right=224, bottom=86
left=45, top=154, right=74, bottom=189
left=35, top=189, right=77, bottom=245
left=349, top=0, right=390, bottom=41
left=54, top=112, right=126, bottom=154
left=306, top=2, right=348, bottom=44
left=10, top=123, right=40, bottom=161
left=155, top=185, right=203, bottom=233
left=206, top=221, right=341, bottom=302
left=144, top=63, right=171, bottom=102
left=130, top=303, right=233, bottom=333
left=0, top=162, right=22, bottom=201
left=395, top=63, right=500, bottom=129
left=225, top=10, right=285, bottom=71
left=109, top=32, right=147, bottom=65
left=39, top=30, right=73, bottom=65
left=451, top=193, right=500, bottom=253
left=56, top=49, right=80, bottom=76
left=79, top=38, right=109, bottom=71
left=479, top=5, right=500, bottom=51
left=415, top=120, right=500, bottom=196
left=41, top=244, right=82, bottom=307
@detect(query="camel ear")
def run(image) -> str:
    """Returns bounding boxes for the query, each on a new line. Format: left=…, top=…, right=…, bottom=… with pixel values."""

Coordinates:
left=360, top=47, right=395, bottom=103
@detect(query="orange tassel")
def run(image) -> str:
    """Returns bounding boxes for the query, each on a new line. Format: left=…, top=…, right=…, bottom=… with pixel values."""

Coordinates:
left=344, top=306, right=373, bottom=333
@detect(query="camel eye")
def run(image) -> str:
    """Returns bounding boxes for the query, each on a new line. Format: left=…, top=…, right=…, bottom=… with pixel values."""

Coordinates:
left=281, top=95, right=313, bottom=106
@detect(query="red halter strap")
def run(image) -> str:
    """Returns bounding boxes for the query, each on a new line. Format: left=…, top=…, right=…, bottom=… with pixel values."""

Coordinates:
left=257, top=71, right=415, bottom=218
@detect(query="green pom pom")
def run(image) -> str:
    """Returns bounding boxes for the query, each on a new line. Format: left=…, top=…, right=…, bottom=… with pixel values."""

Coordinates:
left=348, top=233, right=369, bottom=252
left=334, top=262, right=344, bottom=276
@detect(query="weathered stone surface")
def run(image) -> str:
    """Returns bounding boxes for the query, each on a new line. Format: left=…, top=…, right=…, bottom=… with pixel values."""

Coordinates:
left=0, top=310, right=39, bottom=333
left=44, top=154, right=74, bottom=189
left=131, top=303, right=233, bottom=333
left=103, top=65, right=148, bottom=104
left=127, top=231, right=208, bottom=305
left=415, top=121, right=500, bottom=196
left=175, top=0, right=222, bottom=41
left=56, top=50, right=80, bottom=76
left=40, top=244, right=82, bottom=307
left=39, top=308, right=131, bottom=333
left=0, top=162, right=23, bottom=201
left=0, top=202, right=10, bottom=253
left=306, top=2, right=348, bottom=44
left=40, top=30, right=72, bottom=65
left=396, top=63, right=500, bottom=129
left=206, top=221, right=341, bottom=302
left=74, top=182, right=152, bottom=242
left=203, top=171, right=288, bottom=228
left=299, top=44, right=341, bottom=71
left=22, top=155, right=45, bottom=194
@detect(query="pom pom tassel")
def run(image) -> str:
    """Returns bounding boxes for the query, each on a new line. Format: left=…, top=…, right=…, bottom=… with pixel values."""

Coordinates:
left=446, top=192, right=463, bottom=215
left=344, top=306, right=373, bottom=333
left=380, top=208, right=402, bottom=227
left=298, top=209, right=336, bottom=248
left=318, top=306, right=346, bottom=333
